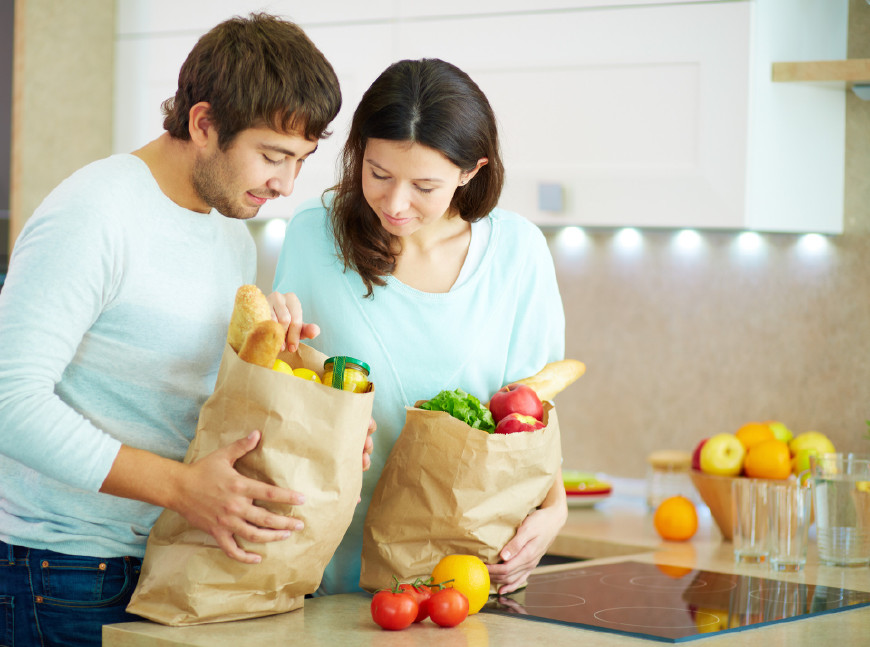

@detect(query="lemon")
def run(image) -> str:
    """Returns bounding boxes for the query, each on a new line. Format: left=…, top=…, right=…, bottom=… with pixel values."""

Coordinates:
left=273, top=359, right=294, bottom=375
left=431, top=554, right=490, bottom=614
left=292, top=367, right=321, bottom=383
left=788, top=431, right=835, bottom=456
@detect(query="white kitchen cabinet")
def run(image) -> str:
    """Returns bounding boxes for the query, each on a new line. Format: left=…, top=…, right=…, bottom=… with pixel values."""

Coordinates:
left=114, top=0, right=848, bottom=232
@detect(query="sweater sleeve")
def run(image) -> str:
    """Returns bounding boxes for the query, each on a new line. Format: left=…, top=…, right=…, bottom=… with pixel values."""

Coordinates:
left=0, top=203, right=123, bottom=491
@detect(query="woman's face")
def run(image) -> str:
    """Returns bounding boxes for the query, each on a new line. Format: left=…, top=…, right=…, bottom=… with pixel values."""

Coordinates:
left=361, top=138, right=467, bottom=237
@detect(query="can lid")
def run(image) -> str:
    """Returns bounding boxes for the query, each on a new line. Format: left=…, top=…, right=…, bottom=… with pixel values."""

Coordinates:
left=324, top=355, right=370, bottom=375
left=647, top=450, right=692, bottom=470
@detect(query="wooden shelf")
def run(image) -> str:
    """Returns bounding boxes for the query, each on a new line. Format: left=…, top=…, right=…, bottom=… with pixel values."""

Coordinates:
left=772, top=59, right=870, bottom=84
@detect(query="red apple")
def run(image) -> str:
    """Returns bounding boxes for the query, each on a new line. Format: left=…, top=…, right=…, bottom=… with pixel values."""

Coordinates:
left=489, top=383, right=543, bottom=423
left=494, top=412, right=545, bottom=435
left=691, top=438, right=709, bottom=471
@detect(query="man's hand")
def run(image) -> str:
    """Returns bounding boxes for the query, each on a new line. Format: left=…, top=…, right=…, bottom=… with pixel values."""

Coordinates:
left=267, top=291, right=320, bottom=352
left=173, top=430, right=306, bottom=563
left=101, top=431, right=306, bottom=564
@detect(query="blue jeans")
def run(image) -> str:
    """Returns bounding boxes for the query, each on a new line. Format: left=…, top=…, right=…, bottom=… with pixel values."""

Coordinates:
left=0, top=541, right=142, bottom=647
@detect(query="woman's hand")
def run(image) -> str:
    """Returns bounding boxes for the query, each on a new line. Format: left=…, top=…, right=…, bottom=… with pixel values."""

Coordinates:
left=267, top=291, right=320, bottom=352
left=363, top=417, right=376, bottom=471
left=486, top=475, right=568, bottom=594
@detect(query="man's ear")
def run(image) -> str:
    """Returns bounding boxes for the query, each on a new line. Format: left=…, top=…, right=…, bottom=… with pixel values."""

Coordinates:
left=188, top=102, right=215, bottom=148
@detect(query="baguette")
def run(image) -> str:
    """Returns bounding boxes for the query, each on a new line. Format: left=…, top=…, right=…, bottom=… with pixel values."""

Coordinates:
left=227, top=284, right=272, bottom=352
left=514, top=359, right=586, bottom=401
left=238, top=320, right=284, bottom=369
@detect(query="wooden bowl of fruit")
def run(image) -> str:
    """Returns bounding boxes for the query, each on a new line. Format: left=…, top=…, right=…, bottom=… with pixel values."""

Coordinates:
left=690, top=424, right=831, bottom=540
left=689, top=470, right=736, bottom=540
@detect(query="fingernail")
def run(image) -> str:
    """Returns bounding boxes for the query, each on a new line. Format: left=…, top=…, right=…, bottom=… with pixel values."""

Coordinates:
left=293, top=521, right=304, bottom=531
left=252, top=555, right=262, bottom=564
left=281, top=531, right=291, bottom=539
left=247, top=431, right=257, bottom=440
left=502, top=551, right=511, bottom=561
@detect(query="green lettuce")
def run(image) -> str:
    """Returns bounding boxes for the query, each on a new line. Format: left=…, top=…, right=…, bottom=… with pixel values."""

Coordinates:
left=420, top=388, right=495, bottom=433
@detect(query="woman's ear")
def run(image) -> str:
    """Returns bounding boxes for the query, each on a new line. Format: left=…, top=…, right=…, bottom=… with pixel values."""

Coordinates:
left=461, top=157, right=489, bottom=185
left=188, top=102, right=215, bottom=148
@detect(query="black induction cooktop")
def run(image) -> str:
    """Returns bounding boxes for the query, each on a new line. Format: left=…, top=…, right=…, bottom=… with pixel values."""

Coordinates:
left=482, top=561, right=870, bottom=643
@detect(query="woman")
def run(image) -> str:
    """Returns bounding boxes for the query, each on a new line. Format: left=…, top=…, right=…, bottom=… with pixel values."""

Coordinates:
left=272, top=58, right=566, bottom=595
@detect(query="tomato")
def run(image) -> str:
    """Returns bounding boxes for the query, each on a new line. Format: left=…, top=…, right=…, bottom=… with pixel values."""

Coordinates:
left=370, top=590, right=418, bottom=631
left=427, top=588, right=469, bottom=628
left=398, top=581, right=433, bottom=622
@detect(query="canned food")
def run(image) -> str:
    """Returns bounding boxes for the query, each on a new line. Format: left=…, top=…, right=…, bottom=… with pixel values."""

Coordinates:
left=323, top=356, right=371, bottom=393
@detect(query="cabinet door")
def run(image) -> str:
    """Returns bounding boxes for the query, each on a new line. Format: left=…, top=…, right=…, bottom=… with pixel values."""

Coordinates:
left=392, top=1, right=751, bottom=229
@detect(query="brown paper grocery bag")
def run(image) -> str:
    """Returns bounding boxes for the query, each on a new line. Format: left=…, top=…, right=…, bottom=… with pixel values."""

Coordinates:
left=127, top=343, right=373, bottom=625
left=360, top=402, right=561, bottom=593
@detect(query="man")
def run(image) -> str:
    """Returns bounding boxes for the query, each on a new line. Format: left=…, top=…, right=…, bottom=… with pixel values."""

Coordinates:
left=0, top=14, right=342, bottom=645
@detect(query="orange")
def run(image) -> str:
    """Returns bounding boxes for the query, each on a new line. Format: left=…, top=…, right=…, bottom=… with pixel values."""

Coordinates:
left=743, top=439, right=792, bottom=479
left=653, top=496, right=698, bottom=542
left=431, top=554, right=490, bottom=614
left=734, top=422, right=775, bottom=451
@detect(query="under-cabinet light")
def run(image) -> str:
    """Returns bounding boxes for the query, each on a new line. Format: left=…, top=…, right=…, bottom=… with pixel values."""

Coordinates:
left=265, top=218, right=287, bottom=243
left=673, top=229, right=702, bottom=252
left=797, top=233, right=828, bottom=255
left=615, top=227, right=641, bottom=250
left=735, top=231, right=763, bottom=253
left=557, top=226, right=587, bottom=249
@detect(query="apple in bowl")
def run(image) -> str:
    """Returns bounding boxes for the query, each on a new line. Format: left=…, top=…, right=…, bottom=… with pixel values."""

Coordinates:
left=698, top=433, right=746, bottom=476
left=690, top=432, right=747, bottom=540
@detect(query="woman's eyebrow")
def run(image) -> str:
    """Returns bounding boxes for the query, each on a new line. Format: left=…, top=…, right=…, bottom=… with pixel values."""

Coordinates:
left=365, top=158, right=444, bottom=183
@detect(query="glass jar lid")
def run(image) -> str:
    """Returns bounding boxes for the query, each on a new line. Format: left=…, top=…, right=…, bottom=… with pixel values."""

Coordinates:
left=324, top=355, right=371, bottom=375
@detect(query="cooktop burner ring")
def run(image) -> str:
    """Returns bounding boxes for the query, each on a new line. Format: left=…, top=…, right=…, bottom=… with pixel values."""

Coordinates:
left=593, top=606, right=716, bottom=630
left=500, top=592, right=587, bottom=610
left=598, top=572, right=738, bottom=594
left=748, top=587, right=844, bottom=606
left=530, top=569, right=606, bottom=584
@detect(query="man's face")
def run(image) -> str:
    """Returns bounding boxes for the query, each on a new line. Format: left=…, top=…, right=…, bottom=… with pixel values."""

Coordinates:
left=192, top=125, right=319, bottom=220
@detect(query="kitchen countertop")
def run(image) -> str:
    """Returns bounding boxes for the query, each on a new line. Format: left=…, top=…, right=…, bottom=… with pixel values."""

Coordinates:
left=103, top=480, right=870, bottom=646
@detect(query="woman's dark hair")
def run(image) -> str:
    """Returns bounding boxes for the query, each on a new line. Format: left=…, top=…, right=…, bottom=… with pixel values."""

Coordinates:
left=162, top=13, right=342, bottom=149
left=330, top=58, right=505, bottom=297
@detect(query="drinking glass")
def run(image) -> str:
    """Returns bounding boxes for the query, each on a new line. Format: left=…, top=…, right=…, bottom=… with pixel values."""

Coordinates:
left=731, top=478, right=769, bottom=563
left=767, top=482, right=812, bottom=572
left=809, top=453, right=870, bottom=567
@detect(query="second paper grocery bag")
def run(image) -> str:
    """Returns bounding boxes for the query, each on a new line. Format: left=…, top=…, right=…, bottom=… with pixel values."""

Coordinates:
left=360, top=402, right=561, bottom=592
